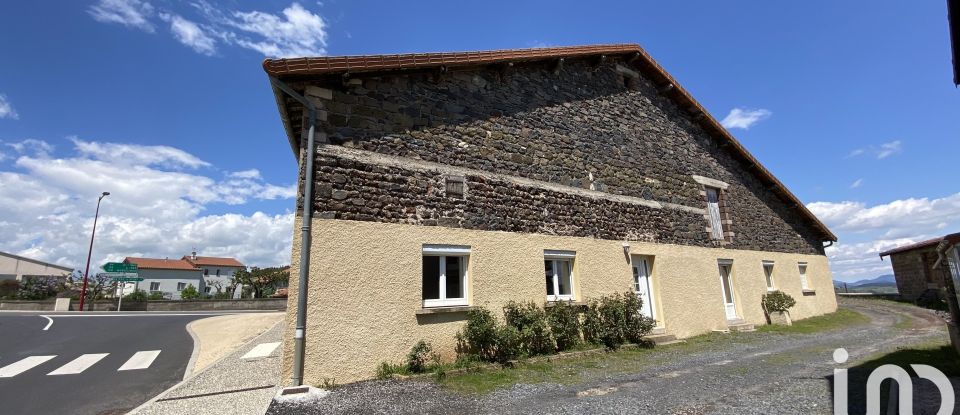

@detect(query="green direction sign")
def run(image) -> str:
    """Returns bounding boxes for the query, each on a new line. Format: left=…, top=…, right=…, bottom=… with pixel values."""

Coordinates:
left=112, top=277, right=144, bottom=282
left=103, top=262, right=138, bottom=273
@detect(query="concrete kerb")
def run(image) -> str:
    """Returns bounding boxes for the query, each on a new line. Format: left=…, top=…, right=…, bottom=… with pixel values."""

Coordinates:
left=183, top=319, right=203, bottom=380
left=128, top=316, right=285, bottom=414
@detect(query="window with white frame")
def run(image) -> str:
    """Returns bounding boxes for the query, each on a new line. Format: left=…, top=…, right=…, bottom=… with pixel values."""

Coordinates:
left=763, top=261, right=775, bottom=291
left=177, top=282, right=186, bottom=291
left=422, top=245, right=470, bottom=307
left=544, top=250, right=575, bottom=301
left=149, top=282, right=160, bottom=291
left=798, top=262, right=810, bottom=290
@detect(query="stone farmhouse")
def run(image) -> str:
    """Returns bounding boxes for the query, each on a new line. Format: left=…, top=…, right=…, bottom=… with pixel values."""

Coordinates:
left=263, top=44, right=840, bottom=384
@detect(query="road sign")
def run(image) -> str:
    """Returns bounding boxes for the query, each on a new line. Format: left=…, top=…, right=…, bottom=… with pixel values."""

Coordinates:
left=103, top=262, right=138, bottom=273
left=111, top=277, right=144, bottom=282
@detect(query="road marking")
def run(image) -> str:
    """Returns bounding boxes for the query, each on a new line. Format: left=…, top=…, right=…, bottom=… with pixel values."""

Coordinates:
left=241, top=342, right=281, bottom=359
left=118, top=350, right=161, bottom=371
left=48, top=353, right=109, bottom=375
left=41, top=315, right=53, bottom=331
left=0, top=355, right=57, bottom=378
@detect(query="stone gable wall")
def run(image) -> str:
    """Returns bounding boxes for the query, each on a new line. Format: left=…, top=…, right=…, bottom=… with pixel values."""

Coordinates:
left=293, top=57, right=825, bottom=255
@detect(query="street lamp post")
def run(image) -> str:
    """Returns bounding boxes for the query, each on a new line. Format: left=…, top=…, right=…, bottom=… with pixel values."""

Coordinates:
left=79, top=192, right=110, bottom=311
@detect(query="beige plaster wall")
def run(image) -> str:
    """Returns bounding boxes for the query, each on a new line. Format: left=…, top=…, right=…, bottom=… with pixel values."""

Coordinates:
left=282, top=218, right=837, bottom=385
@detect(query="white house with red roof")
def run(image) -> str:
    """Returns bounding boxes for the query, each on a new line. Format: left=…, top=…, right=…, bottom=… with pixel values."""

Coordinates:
left=122, top=252, right=245, bottom=299
left=182, top=252, right=246, bottom=297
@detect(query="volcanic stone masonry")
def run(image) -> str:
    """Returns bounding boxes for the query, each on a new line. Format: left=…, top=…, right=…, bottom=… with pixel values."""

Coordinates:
left=288, top=56, right=824, bottom=255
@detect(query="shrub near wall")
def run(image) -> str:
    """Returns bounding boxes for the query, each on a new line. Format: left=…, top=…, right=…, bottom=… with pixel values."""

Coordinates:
left=456, top=292, right=655, bottom=366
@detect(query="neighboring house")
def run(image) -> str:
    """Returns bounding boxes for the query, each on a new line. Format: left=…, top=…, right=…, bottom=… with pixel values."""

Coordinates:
left=879, top=235, right=955, bottom=302
left=182, top=252, right=246, bottom=296
left=0, top=251, right=73, bottom=281
left=932, top=233, right=960, bottom=353
left=123, top=257, right=204, bottom=300
left=263, top=44, right=839, bottom=384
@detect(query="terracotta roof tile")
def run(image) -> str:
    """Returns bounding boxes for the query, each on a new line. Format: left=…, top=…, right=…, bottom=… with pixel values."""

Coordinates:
left=263, top=44, right=837, bottom=242
left=183, top=256, right=245, bottom=267
left=124, top=257, right=198, bottom=271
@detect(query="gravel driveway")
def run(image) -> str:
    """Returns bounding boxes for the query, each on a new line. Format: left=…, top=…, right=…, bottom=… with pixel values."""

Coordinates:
left=267, top=297, right=950, bottom=415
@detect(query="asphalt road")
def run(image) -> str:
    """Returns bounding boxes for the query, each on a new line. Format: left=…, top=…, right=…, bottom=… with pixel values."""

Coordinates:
left=0, top=311, right=233, bottom=415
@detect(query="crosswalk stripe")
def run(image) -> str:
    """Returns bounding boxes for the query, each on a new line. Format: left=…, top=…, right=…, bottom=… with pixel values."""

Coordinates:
left=48, top=353, right=109, bottom=375
left=241, top=342, right=281, bottom=360
left=0, top=356, right=57, bottom=378
left=118, top=350, right=161, bottom=371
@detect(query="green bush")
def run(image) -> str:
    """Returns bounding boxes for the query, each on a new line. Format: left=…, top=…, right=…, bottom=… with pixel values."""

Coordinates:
left=0, top=279, right=19, bottom=299
left=17, top=276, right=60, bottom=300
left=493, top=324, right=522, bottom=364
left=459, top=308, right=499, bottom=362
left=583, top=292, right=653, bottom=349
left=123, top=289, right=148, bottom=302
left=375, top=361, right=408, bottom=380
left=147, top=291, right=165, bottom=300
left=503, top=301, right=555, bottom=356
left=180, top=284, right=200, bottom=300
left=406, top=340, right=433, bottom=374
left=546, top=300, right=582, bottom=351
left=622, top=293, right=656, bottom=343
left=761, top=290, right=797, bottom=313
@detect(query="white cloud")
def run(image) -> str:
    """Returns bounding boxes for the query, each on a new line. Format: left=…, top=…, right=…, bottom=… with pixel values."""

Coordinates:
left=876, top=140, right=902, bottom=159
left=4, top=139, right=54, bottom=158
left=846, top=140, right=903, bottom=160
left=720, top=108, right=771, bottom=130
left=71, top=137, right=209, bottom=169
left=160, top=14, right=217, bottom=56
left=849, top=178, right=863, bottom=189
left=0, top=94, right=18, bottom=120
left=808, top=193, right=960, bottom=238
left=0, top=138, right=296, bottom=268
left=88, top=0, right=155, bottom=32
left=225, top=2, right=328, bottom=58
left=90, top=1, right=329, bottom=58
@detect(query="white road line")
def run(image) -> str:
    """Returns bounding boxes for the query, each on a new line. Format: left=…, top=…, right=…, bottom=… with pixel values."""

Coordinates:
left=41, top=315, right=53, bottom=331
left=47, top=353, right=109, bottom=375
left=0, top=355, right=57, bottom=378
left=241, top=342, right=281, bottom=360
left=118, top=350, right=161, bottom=371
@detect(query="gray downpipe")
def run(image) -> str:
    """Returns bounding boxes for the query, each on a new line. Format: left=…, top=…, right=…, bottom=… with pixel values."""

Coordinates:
left=269, top=76, right=316, bottom=386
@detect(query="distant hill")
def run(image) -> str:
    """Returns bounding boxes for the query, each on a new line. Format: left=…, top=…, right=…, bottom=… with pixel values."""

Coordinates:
left=849, top=274, right=895, bottom=287
left=834, top=274, right=898, bottom=294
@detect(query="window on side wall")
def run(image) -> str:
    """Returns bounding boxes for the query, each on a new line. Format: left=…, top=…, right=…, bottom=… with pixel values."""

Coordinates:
left=177, top=282, right=186, bottom=291
left=763, top=261, right=775, bottom=291
left=149, top=282, right=160, bottom=292
left=799, top=262, right=810, bottom=290
left=705, top=187, right=724, bottom=240
left=544, top=250, right=576, bottom=301
left=422, top=245, right=470, bottom=307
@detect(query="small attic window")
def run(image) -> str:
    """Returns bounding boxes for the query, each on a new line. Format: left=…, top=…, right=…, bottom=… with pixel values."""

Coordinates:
left=445, top=176, right=466, bottom=199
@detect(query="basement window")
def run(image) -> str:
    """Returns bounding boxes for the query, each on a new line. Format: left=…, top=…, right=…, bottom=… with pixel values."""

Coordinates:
left=545, top=250, right=576, bottom=301
left=422, top=245, right=470, bottom=307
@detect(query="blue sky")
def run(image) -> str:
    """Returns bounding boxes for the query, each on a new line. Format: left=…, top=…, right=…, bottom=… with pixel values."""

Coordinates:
left=0, top=0, right=957, bottom=280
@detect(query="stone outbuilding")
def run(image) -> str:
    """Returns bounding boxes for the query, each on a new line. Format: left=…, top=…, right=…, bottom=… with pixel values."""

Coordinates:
left=263, top=44, right=840, bottom=384
left=880, top=234, right=958, bottom=303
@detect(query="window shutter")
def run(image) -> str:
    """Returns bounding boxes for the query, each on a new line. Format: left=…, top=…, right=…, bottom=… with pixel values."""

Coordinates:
left=706, top=188, right=723, bottom=240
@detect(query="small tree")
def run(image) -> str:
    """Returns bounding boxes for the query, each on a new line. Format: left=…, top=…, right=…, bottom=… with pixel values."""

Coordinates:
left=233, top=266, right=289, bottom=298
left=205, top=278, right=225, bottom=295
left=180, top=284, right=200, bottom=300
